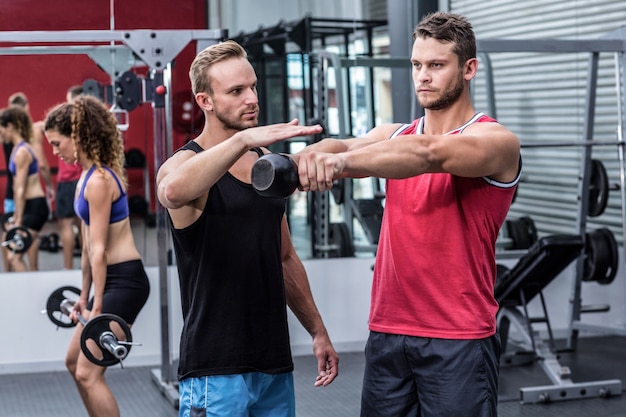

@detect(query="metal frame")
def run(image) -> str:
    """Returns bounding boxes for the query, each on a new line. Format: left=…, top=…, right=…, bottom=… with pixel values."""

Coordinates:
left=467, top=35, right=626, bottom=404
left=0, top=28, right=226, bottom=409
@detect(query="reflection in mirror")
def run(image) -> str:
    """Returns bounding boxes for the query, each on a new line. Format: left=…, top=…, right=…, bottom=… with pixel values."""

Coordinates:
left=0, top=45, right=155, bottom=273
left=286, top=141, right=380, bottom=261
left=11, top=214, right=158, bottom=271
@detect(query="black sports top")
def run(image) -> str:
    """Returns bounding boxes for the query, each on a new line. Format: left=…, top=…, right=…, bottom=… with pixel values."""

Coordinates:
left=169, top=141, right=293, bottom=380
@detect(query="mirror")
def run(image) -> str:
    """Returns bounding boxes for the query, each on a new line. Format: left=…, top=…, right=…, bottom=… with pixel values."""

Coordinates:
left=0, top=44, right=158, bottom=272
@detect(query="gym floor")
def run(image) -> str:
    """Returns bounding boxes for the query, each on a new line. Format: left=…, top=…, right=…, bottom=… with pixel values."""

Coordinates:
left=6, top=218, right=626, bottom=416
left=0, top=336, right=625, bottom=416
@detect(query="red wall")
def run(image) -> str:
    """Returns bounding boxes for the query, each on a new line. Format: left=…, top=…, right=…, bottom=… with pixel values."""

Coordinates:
left=0, top=0, right=209, bottom=211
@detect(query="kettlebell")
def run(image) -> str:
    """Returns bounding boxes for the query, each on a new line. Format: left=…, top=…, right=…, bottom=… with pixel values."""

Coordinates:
left=251, top=153, right=299, bottom=198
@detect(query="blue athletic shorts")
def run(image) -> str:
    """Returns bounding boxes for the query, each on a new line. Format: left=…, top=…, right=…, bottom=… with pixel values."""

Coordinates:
left=4, top=198, right=14, bottom=214
left=178, top=372, right=295, bottom=417
left=360, top=331, right=500, bottom=417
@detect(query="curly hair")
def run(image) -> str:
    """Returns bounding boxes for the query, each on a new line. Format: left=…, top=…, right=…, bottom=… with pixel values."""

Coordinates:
left=44, top=95, right=126, bottom=186
left=413, top=12, right=476, bottom=66
left=0, top=105, right=34, bottom=143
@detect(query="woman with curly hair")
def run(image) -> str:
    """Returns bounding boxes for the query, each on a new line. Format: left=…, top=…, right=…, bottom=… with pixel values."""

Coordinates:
left=0, top=105, right=49, bottom=271
left=44, top=95, right=150, bottom=417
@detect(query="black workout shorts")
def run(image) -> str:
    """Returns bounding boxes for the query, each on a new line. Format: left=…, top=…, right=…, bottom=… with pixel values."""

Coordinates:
left=56, top=180, right=79, bottom=219
left=22, top=197, right=50, bottom=232
left=87, top=259, right=151, bottom=325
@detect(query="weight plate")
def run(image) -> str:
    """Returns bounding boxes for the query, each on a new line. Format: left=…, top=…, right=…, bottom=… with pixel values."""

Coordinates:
left=80, top=313, right=132, bottom=367
left=45, top=286, right=81, bottom=328
left=507, top=216, right=537, bottom=250
left=588, top=159, right=609, bottom=218
left=583, top=228, right=618, bottom=285
left=4, top=226, right=33, bottom=254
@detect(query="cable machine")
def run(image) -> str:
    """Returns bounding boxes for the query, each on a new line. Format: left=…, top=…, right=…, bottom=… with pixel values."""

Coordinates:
left=233, top=16, right=387, bottom=259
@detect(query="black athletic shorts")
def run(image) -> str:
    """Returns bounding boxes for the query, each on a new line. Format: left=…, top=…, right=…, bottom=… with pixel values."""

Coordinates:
left=22, top=197, right=50, bottom=232
left=56, top=180, right=78, bottom=219
left=361, top=331, right=500, bottom=417
left=87, top=259, right=150, bottom=325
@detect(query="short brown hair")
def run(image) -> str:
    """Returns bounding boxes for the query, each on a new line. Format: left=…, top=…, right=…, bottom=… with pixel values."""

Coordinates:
left=189, top=40, right=248, bottom=96
left=8, top=92, right=28, bottom=108
left=66, top=85, right=84, bottom=101
left=413, top=12, right=476, bottom=66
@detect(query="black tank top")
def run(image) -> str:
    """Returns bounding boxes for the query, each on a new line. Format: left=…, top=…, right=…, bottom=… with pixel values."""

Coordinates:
left=169, top=141, right=293, bottom=380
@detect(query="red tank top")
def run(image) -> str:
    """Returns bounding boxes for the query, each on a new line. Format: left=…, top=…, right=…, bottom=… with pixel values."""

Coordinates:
left=56, top=158, right=82, bottom=182
left=369, top=113, right=519, bottom=339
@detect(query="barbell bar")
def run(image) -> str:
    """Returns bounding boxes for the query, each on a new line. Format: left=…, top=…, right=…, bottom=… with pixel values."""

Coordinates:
left=521, top=140, right=626, bottom=148
left=43, top=286, right=137, bottom=367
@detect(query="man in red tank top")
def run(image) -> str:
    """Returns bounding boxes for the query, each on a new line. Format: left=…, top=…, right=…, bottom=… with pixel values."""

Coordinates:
left=296, top=12, right=521, bottom=416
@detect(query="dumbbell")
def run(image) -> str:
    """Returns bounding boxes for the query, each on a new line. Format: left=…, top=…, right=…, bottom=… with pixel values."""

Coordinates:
left=251, top=153, right=300, bottom=198
left=43, top=286, right=137, bottom=367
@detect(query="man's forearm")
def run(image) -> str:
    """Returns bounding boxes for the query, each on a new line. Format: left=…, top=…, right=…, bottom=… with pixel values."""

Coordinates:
left=299, top=138, right=349, bottom=155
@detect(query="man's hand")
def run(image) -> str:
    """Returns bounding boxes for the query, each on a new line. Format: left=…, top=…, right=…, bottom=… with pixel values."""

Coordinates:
left=295, top=151, right=346, bottom=192
left=312, top=334, right=339, bottom=387
left=238, top=119, right=322, bottom=149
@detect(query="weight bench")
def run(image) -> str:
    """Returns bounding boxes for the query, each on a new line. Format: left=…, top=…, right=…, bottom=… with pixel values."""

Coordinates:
left=495, top=234, right=623, bottom=403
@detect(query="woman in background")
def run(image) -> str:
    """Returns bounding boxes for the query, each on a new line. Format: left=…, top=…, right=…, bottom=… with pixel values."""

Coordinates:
left=44, top=95, right=150, bottom=417
left=0, top=105, right=49, bottom=271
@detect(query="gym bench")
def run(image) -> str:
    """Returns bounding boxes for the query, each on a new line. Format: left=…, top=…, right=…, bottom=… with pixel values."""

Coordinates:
left=495, top=234, right=623, bottom=404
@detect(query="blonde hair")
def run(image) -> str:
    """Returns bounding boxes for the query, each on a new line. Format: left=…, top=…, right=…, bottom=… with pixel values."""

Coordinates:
left=189, top=40, right=248, bottom=96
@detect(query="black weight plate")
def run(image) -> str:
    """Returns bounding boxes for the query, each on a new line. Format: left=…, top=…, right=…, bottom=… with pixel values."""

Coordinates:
left=45, top=286, right=80, bottom=328
left=507, top=216, right=537, bottom=250
left=588, top=159, right=609, bottom=217
left=583, top=228, right=618, bottom=285
left=583, top=231, right=596, bottom=282
left=595, top=228, right=618, bottom=285
left=80, top=313, right=132, bottom=367
left=5, top=226, right=33, bottom=254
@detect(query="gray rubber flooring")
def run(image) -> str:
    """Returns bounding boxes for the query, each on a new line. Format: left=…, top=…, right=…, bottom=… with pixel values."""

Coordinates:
left=1, top=337, right=626, bottom=416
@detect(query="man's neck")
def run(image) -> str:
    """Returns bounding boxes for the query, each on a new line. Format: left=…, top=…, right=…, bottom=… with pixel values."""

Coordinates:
left=194, top=122, right=241, bottom=149
left=422, top=100, right=476, bottom=135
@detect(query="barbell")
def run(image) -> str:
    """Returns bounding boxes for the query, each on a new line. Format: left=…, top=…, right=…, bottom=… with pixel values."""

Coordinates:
left=2, top=226, right=33, bottom=254
left=520, top=140, right=626, bottom=148
left=43, top=286, right=137, bottom=367
left=1, top=212, right=34, bottom=254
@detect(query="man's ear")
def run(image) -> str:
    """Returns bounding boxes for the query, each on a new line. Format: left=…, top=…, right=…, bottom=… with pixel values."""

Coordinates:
left=195, top=92, right=213, bottom=112
left=464, top=57, right=478, bottom=81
